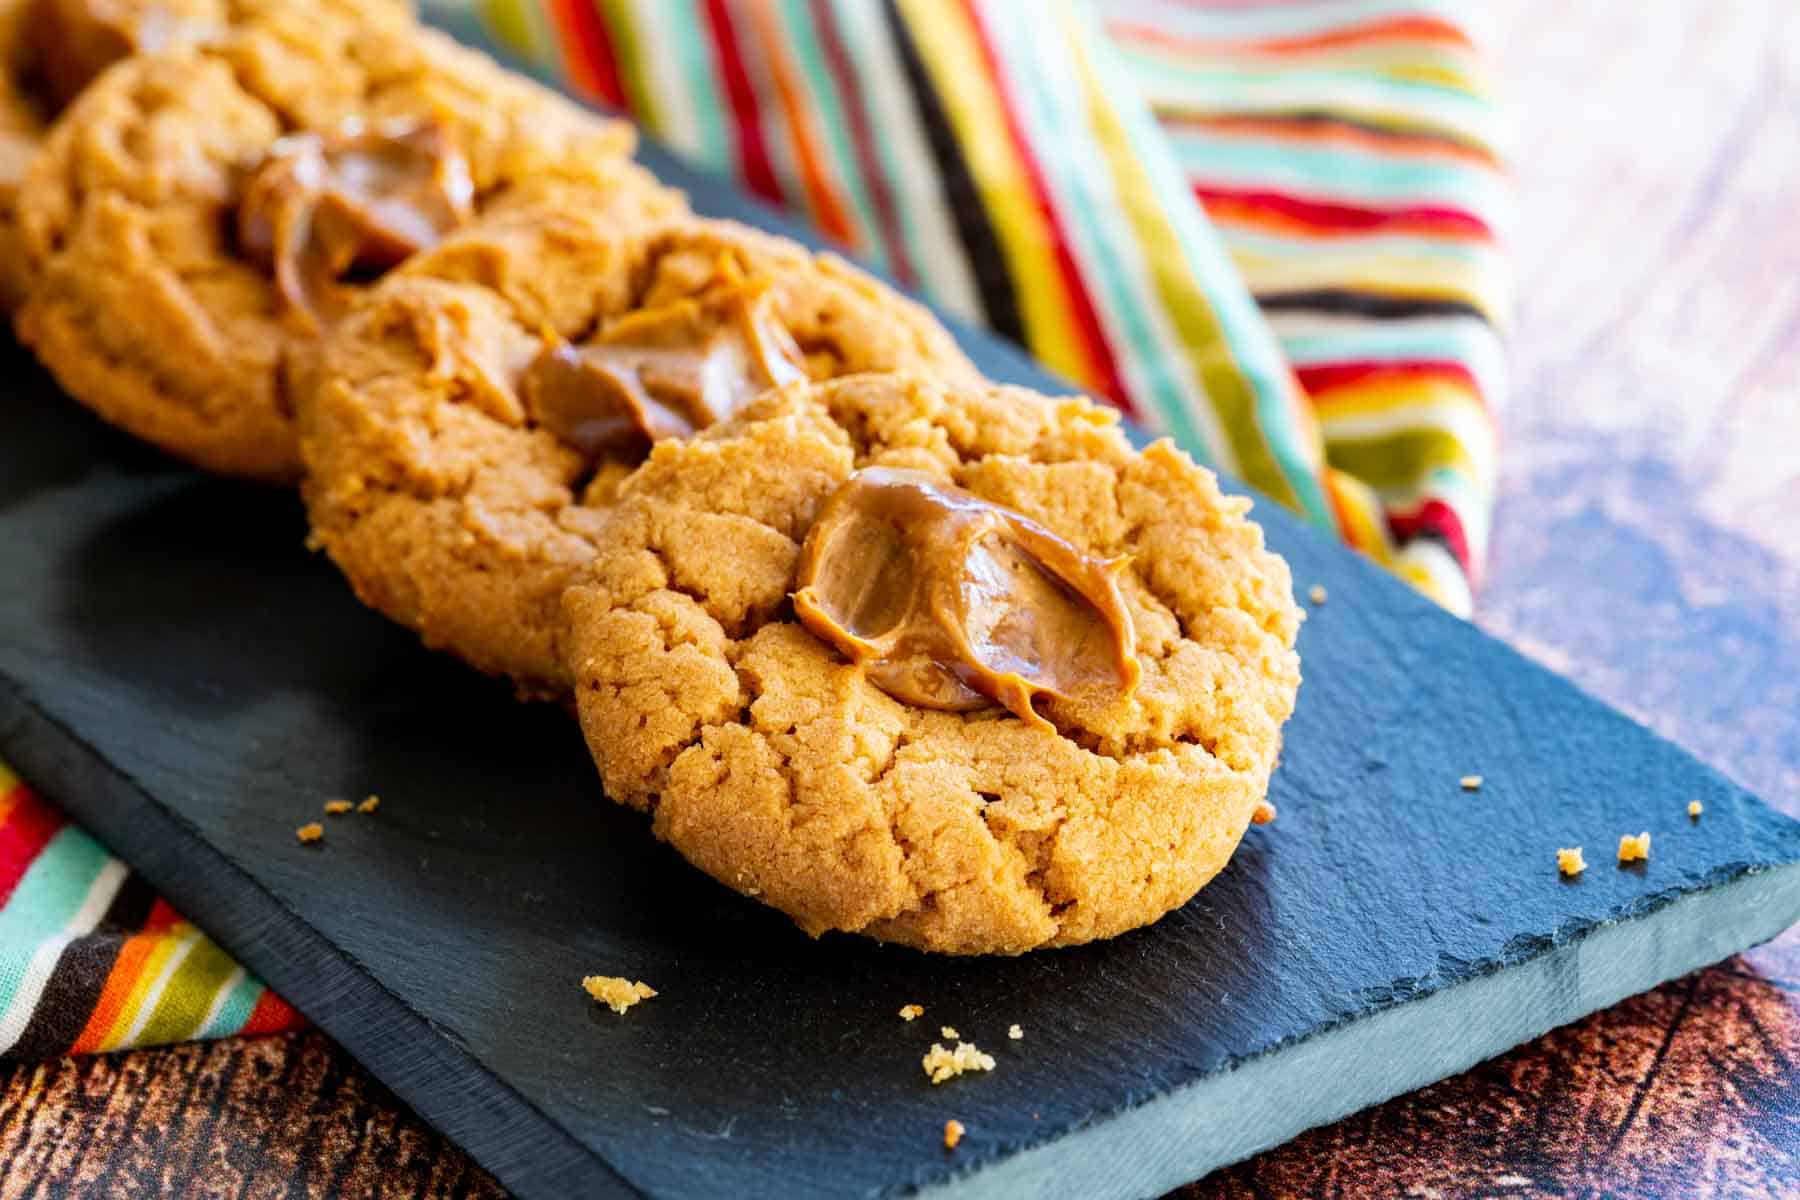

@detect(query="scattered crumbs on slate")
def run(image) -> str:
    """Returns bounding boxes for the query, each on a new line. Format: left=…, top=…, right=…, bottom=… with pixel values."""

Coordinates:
left=1689, top=800, right=1704, bottom=819
left=1618, top=831, right=1652, bottom=863
left=899, top=1004, right=924, bottom=1022
left=358, top=794, right=381, bottom=814
left=1308, top=584, right=1328, bottom=606
left=1558, top=847, right=1587, bottom=877
left=583, top=975, right=657, bottom=1014
left=923, top=1042, right=995, bottom=1085
left=1460, top=774, right=1484, bottom=791
left=940, top=1025, right=959, bottom=1040
left=1251, top=800, right=1277, bottom=825
left=296, top=822, right=324, bottom=845
left=943, top=1120, right=965, bottom=1150
left=323, top=799, right=353, bottom=816
left=1008, top=1024, right=1024, bottom=1041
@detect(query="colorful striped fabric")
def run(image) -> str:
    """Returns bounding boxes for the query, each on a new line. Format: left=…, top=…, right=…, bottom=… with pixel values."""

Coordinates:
left=0, top=0, right=1507, bottom=1058
left=0, top=761, right=302, bottom=1057
left=430, top=0, right=1343, bottom=534
left=1102, top=0, right=1508, bottom=612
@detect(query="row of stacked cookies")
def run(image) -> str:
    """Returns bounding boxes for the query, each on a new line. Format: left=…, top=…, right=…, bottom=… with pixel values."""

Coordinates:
left=3, top=0, right=1303, bottom=955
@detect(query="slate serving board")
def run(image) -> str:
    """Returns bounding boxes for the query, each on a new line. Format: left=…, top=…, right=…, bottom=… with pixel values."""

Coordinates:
left=3, top=146, right=1799, bottom=1200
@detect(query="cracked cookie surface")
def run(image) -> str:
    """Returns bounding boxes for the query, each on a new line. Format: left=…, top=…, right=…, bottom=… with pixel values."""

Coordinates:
left=563, top=374, right=1303, bottom=955
left=299, top=207, right=980, bottom=696
left=12, top=9, right=662, bottom=481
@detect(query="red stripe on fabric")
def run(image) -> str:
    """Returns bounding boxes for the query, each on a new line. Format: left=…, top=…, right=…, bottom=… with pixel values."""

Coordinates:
left=240, top=988, right=306, bottom=1036
left=703, top=0, right=783, bottom=205
left=811, top=0, right=917, bottom=286
left=1297, top=360, right=1482, bottom=401
left=1388, top=498, right=1472, bottom=572
left=1197, top=186, right=1493, bottom=241
left=143, top=897, right=184, bottom=933
left=1108, top=14, right=1473, bottom=57
left=960, top=0, right=1131, bottom=412
left=0, top=787, right=65, bottom=905
left=546, top=0, right=627, bottom=109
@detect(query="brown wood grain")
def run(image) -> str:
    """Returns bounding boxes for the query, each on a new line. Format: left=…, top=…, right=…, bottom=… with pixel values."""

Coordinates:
left=2, top=1, right=1797, bottom=1196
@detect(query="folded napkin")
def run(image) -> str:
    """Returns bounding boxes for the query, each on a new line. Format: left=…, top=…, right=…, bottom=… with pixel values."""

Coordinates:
left=0, top=0, right=1505, bottom=1058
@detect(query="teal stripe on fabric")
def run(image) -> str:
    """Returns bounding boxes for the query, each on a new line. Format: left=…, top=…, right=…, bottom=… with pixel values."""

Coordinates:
left=984, top=5, right=1207, bottom=455
left=774, top=0, right=888, bottom=272
left=1170, top=133, right=1505, bottom=209
left=656, top=1, right=732, bottom=169
left=196, top=972, right=263, bottom=1040
left=1115, top=0, right=1481, bottom=43
left=0, top=828, right=110, bottom=1016
left=1080, top=7, right=1335, bottom=531
left=1124, top=60, right=1496, bottom=120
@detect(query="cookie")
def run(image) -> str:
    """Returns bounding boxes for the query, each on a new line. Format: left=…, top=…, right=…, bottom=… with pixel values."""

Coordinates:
left=0, top=0, right=415, bottom=312
left=12, top=15, right=668, bottom=481
left=561, top=374, right=1303, bottom=955
left=299, top=206, right=981, bottom=696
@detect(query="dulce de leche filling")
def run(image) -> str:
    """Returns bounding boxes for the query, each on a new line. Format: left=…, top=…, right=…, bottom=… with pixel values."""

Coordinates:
left=793, top=467, right=1140, bottom=731
left=518, top=255, right=809, bottom=458
left=237, top=119, right=475, bottom=329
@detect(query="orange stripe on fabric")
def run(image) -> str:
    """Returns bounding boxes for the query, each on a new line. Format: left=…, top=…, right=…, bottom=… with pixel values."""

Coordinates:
left=0, top=779, right=24, bottom=827
left=67, top=931, right=158, bottom=1054
left=1170, top=112, right=1499, bottom=170
left=1200, top=188, right=1492, bottom=243
left=744, top=0, right=856, bottom=244
left=543, top=0, right=621, bottom=106
left=1107, top=14, right=1473, bottom=58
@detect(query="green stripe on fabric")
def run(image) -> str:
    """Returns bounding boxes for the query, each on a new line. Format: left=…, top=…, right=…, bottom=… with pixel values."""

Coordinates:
left=0, top=828, right=111, bottom=1016
left=598, top=0, right=660, bottom=136
left=134, top=934, right=240, bottom=1048
left=196, top=970, right=261, bottom=1041
left=1325, top=426, right=1472, bottom=491
left=667, top=0, right=733, bottom=168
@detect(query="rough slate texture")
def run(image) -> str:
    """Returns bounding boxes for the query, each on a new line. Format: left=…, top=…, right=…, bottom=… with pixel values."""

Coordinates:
left=2, top=2, right=1798, bottom=1194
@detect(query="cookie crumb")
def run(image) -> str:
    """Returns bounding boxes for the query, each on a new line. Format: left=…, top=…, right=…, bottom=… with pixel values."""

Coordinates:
left=1308, top=584, right=1328, bottom=605
left=323, top=799, right=353, bottom=816
left=899, top=1004, right=924, bottom=1022
left=1688, top=800, right=1703, bottom=819
left=1251, top=800, right=1277, bottom=825
left=358, top=794, right=381, bottom=814
left=922, top=1042, right=996, bottom=1085
left=1008, top=1024, right=1023, bottom=1040
left=1617, top=832, right=1651, bottom=863
left=943, top=1119, right=964, bottom=1150
left=1459, top=774, right=1483, bottom=791
left=296, top=822, right=324, bottom=845
left=1557, top=847, right=1586, bottom=876
left=940, top=1025, right=959, bottom=1040
left=583, top=975, right=657, bottom=1014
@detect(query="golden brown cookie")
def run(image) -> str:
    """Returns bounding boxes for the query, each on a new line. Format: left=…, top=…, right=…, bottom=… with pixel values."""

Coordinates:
left=0, top=0, right=415, bottom=312
left=299, top=205, right=981, bottom=696
left=562, top=375, right=1303, bottom=955
left=12, top=14, right=668, bottom=481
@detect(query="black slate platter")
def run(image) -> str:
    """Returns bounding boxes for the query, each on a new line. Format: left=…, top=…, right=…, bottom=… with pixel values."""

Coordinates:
left=3, top=158, right=1800, bottom=1200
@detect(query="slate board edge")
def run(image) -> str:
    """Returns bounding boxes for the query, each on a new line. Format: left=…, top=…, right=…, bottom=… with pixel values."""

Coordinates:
left=0, top=678, right=640, bottom=1200
left=930, top=862, right=1800, bottom=1200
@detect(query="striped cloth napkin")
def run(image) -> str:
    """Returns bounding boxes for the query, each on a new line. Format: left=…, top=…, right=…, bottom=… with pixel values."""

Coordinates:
left=0, top=0, right=1505, bottom=1058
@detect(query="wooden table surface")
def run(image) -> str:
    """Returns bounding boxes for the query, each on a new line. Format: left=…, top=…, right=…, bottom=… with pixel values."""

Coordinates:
left=3, top=2, right=1797, bottom=1196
